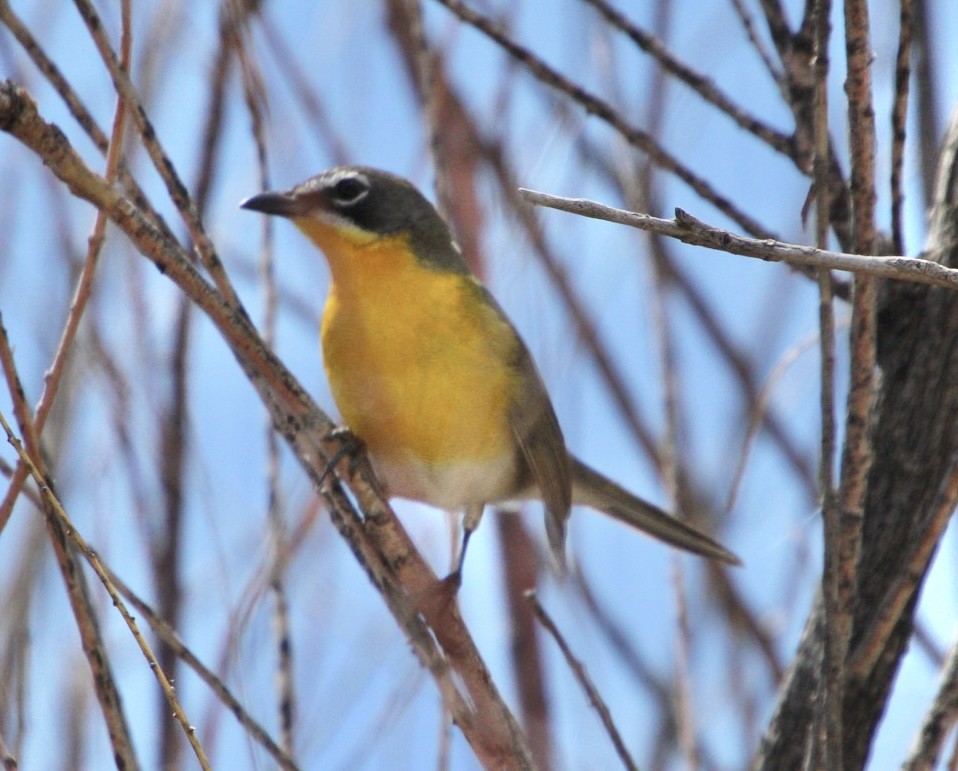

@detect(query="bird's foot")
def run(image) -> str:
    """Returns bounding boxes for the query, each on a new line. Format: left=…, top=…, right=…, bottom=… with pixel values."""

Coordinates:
left=318, top=426, right=366, bottom=485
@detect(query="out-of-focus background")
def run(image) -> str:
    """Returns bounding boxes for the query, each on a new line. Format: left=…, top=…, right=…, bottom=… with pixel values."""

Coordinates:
left=1, top=1, right=957, bottom=768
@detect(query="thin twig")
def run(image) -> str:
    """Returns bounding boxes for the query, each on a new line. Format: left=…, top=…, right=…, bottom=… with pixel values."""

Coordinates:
left=0, top=315, right=140, bottom=771
left=527, top=591, right=639, bottom=771
left=0, top=408, right=211, bottom=770
left=581, top=0, right=794, bottom=159
left=105, top=564, right=300, bottom=770
left=833, top=0, right=878, bottom=705
left=434, top=0, right=775, bottom=240
left=725, top=329, right=824, bottom=515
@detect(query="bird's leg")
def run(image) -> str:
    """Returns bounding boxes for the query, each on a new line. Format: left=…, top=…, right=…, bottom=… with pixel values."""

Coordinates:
left=444, top=503, right=485, bottom=589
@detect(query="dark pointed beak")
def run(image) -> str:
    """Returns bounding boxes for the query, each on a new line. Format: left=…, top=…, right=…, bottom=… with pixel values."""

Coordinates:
left=239, top=190, right=303, bottom=218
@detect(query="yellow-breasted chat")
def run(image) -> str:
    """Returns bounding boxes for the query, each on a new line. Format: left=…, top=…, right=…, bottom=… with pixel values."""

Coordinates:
left=241, top=165, right=740, bottom=577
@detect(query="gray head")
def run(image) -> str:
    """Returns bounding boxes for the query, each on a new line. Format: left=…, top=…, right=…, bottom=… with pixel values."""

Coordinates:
left=240, top=166, right=467, bottom=272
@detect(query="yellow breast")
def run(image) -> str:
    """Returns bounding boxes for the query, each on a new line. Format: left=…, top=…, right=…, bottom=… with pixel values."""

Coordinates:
left=307, top=224, right=520, bottom=501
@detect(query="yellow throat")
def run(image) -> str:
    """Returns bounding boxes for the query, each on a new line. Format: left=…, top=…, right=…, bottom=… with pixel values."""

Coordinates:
left=296, top=217, right=520, bottom=471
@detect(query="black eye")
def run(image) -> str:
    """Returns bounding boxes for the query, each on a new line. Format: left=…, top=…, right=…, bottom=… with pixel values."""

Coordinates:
left=330, top=175, right=369, bottom=207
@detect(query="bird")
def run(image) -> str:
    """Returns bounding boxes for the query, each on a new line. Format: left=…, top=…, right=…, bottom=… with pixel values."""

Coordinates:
left=241, top=165, right=740, bottom=580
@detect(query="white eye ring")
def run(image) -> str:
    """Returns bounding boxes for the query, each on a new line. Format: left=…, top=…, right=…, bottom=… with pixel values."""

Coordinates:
left=329, top=173, right=370, bottom=207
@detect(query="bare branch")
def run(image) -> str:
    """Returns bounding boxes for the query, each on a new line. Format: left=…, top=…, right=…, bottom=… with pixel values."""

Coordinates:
left=519, top=188, right=958, bottom=288
left=527, top=592, right=638, bottom=771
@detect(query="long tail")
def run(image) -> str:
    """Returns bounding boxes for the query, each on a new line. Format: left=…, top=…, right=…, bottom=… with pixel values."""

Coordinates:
left=570, top=457, right=741, bottom=566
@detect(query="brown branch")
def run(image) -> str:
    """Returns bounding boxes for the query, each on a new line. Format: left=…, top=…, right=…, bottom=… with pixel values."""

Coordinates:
left=832, top=2, right=878, bottom=763
left=812, top=0, right=842, bottom=766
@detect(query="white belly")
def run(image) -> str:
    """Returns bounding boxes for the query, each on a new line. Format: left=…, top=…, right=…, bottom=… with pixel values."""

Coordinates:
left=373, top=450, right=519, bottom=512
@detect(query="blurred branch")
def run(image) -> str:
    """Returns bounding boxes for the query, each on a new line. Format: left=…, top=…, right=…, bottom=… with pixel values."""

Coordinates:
left=890, top=0, right=914, bottom=254
left=434, top=0, right=775, bottom=239
left=811, top=0, right=841, bottom=767
left=72, top=0, right=244, bottom=309
left=724, top=329, right=822, bottom=515
left=0, top=407, right=211, bottom=770
left=0, top=258, right=139, bottom=770
left=0, top=732, right=15, bottom=770
left=578, top=124, right=820, bottom=503
left=105, top=563, right=299, bottom=769
left=527, top=592, right=638, bottom=771
left=519, top=189, right=958, bottom=287
left=903, top=634, right=958, bottom=770
left=0, top=0, right=130, bottom=537
left=581, top=0, right=795, bottom=158
left=913, top=0, right=941, bottom=208
left=496, top=513, right=553, bottom=770
left=728, top=0, right=786, bottom=99
left=237, top=0, right=299, bottom=753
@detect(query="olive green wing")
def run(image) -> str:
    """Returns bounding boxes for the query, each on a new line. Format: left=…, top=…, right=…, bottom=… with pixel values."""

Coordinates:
left=466, top=279, right=572, bottom=561
left=507, top=339, right=572, bottom=562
